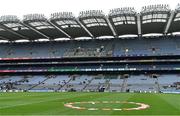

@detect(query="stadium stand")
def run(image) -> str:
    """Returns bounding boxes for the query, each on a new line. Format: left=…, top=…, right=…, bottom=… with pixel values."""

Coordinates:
left=0, top=4, right=180, bottom=93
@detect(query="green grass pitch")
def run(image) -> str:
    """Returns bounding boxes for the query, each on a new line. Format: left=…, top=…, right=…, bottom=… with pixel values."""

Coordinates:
left=0, top=92, right=180, bottom=115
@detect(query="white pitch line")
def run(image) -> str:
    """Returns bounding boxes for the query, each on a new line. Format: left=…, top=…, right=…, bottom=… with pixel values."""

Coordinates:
left=102, top=101, right=109, bottom=103
left=88, top=108, right=98, bottom=110
left=113, top=108, right=122, bottom=111
left=102, top=108, right=111, bottom=111
left=64, top=101, right=150, bottom=111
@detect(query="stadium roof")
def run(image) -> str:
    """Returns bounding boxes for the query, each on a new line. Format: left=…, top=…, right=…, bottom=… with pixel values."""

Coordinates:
left=1, top=4, right=180, bottom=41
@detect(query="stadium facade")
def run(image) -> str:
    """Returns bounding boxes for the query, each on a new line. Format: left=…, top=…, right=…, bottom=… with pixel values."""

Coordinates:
left=0, top=4, right=180, bottom=93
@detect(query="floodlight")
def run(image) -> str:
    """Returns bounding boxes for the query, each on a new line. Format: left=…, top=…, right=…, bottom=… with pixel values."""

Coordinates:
left=0, top=15, right=19, bottom=22
left=23, top=14, right=46, bottom=21
left=50, top=12, right=75, bottom=20
left=109, top=7, right=136, bottom=16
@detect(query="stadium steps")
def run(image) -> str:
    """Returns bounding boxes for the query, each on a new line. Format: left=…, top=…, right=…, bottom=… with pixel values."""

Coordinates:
left=155, top=78, right=161, bottom=93
left=121, top=78, right=128, bottom=92
left=28, top=77, right=49, bottom=90
left=104, top=79, right=111, bottom=91
left=82, top=78, right=94, bottom=91
left=58, top=77, right=72, bottom=90
left=97, top=83, right=103, bottom=90
left=96, top=79, right=110, bottom=91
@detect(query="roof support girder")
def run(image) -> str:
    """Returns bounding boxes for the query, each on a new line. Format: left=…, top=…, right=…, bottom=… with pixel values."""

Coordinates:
left=21, top=22, right=50, bottom=39
left=76, top=18, right=94, bottom=38
left=137, top=14, right=142, bottom=35
left=105, top=16, right=117, bottom=37
left=164, top=11, right=175, bottom=34
left=0, top=23, right=30, bottom=40
left=48, top=20, right=71, bottom=39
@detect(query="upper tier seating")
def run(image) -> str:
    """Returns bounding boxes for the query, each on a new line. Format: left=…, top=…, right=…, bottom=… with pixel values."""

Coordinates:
left=1, top=37, right=180, bottom=58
